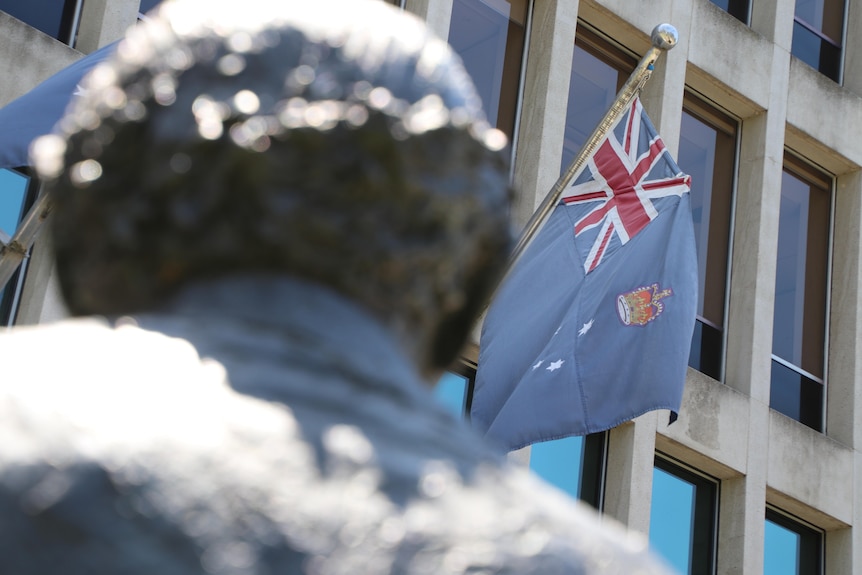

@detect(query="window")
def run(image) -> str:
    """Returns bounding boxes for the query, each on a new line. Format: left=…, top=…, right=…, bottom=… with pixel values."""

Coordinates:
left=0, top=0, right=83, bottom=46
left=447, top=0, right=529, bottom=142
left=434, top=367, right=606, bottom=510
left=0, top=168, right=37, bottom=326
left=679, top=95, right=737, bottom=380
left=792, top=0, right=844, bottom=82
left=764, top=508, right=823, bottom=575
left=529, top=433, right=605, bottom=510
left=138, top=0, right=161, bottom=16
left=649, top=457, right=718, bottom=575
left=770, top=156, right=831, bottom=431
left=561, top=26, right=636, bottom=172
left=434, top=370, right=473, bottom=418
left=709, top=0, right=750, bottom=24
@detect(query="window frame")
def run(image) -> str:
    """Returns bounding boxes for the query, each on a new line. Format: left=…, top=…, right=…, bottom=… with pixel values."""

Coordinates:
left=680, top=90, right=740, bottom=383
left=790, top=0, right=847, bottom=83
left=765, top=506, right=824, bottom=575
left=650, top=454, right=719, bottom=575
left=770, top=152, right=834, bottom=431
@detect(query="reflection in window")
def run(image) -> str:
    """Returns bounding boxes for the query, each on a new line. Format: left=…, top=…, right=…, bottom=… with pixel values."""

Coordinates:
left=560, top=26, right=635, bottom=172
left=434, top=371, right=471, bottom=417
left=0, top=0, right=83, bottom=45
left=764, top=509, right=823, bottom=575
left=771, top=157, right=830, bottom=431
left=709, top=0, right=750, bottom=24
left=447, top=0, right=529, bottom=141
left=792, top=0, right=844, bottom=82
left=529, top=433, right=605, bottom=510
left=679, top=96, right=736, bottom=380
left=0, top=168, right=36, bottom=325
left=649, top=457, right=717, bottom=575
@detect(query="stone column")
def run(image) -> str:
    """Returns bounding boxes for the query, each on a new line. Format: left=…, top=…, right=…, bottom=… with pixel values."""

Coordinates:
left=74, top=0, right=139, bottom=54
left=509, top=0, right=579, bottom=229
left=403, top=0, right=454, bottom=41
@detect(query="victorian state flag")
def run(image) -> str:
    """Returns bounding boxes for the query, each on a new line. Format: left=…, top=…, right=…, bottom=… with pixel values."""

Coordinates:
left=471, top=97, right=697, bottom=452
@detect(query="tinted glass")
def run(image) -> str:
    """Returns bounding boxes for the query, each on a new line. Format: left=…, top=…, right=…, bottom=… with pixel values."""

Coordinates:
left=560, top=36, right=631, bottom=171
left=770, top=359, right=823, bottom=430
left=530, top=433, right=605, bottom=509
left=678, top=104, right=735, bottom=379
left=795, top=0, right=843, bottom=39
left=651, top=467, right=696, bottom=573
left=0, top=0, right=77, bottom=42
left=433, top=371, right=470, bottom=417
left=530, top=435, right=585, bottom=499
left=448, top=0, right=528, bottom=141
left=792, top=0, right=843, bottom=81
left=791, top=21, right=841, bottom=81
left=772, top=169, right=829, bottom=377
left=764, top=518, right=800, bottom=575
left=765, top=509, right=822, bottom=575
left=138, top=0, right=162, bottom=14
left=771, top=165, right=829, bottom=430
left=709, top=0, right=750, bottom=23
left=650, top=459, right=717, bottom=575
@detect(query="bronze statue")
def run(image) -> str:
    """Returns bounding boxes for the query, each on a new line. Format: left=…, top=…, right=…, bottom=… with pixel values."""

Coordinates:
left=0, top=1, right=674, bottom=573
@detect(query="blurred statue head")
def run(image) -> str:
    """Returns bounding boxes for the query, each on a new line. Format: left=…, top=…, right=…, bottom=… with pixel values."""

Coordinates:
left=34, top=0, right=512, bottom=374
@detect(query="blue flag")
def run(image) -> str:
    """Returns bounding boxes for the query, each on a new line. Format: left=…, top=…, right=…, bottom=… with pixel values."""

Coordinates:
left=0, top=42, right=115, bottom=170
left=471, top=98, right=697, bottom=452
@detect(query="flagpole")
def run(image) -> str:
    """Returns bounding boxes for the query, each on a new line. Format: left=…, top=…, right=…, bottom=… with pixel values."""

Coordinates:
left=0, top=191, right=51, bottom=290
left=508, top=23, right=679, bottom=266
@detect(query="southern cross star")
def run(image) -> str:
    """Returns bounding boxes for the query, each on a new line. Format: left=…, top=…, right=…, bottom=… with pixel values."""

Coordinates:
left=578, top=319, right=594, bottom=336
left=546, top=359, right=564, bottom=372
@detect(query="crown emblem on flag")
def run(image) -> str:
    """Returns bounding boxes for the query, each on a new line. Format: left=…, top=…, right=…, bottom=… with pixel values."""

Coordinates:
left=616, top=283, right=673, bottom=326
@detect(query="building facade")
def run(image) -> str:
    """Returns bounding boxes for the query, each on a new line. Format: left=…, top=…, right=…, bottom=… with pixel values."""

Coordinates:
left=1, top=0, right=861, bottom=573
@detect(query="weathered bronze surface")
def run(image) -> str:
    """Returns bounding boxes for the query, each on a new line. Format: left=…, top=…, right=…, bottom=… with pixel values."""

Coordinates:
left=40, top=0, right=512, bottom=373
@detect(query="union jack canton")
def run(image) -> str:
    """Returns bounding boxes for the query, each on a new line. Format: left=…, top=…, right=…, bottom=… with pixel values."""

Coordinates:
left=562, top=97, right=691, bottom=274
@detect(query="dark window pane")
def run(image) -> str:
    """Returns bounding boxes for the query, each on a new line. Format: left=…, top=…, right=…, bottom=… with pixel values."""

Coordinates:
left=772, top=167, right=829, bottom=378
left=765, top=509, right=823, bottom=575
left=770, top=359, right=823, bottom=431
left=530, top=432, right=605, bottom=510
left=709, top=0, right=750, bottom=23
left=795, top=0, right=843, bottom=41
left=792, top=0, right=843, bottom=80
left=448, top=0, right=528, bottom=141
left=139, top=0, right=162, bottom=14
left=650, top=458, right=717, bottom=575
left=771, top=161, right=829, bottom=430
left=678, top=100, right=736, bottom=379
left=560, top=28, right=634, bottom=172
left=689, top=320, right=722, bottom=378
left=0, top=0, right=80, bottom=43
left=791, top=21, right=841, bottom=81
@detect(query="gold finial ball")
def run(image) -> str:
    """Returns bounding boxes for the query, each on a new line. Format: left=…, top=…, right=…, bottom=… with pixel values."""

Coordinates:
left=651, top=23, right=679, bottom=50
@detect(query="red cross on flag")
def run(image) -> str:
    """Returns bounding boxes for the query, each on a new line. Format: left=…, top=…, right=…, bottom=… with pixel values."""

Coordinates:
left=561, top=98, right=691, bottom=273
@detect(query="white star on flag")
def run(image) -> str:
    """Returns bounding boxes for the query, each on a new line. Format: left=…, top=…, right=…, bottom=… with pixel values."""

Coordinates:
left=546, top=359, right=564, bottom=372
left=578, top=319, right=594, bottom=336
left=532, top=360, right=543, bottom=370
